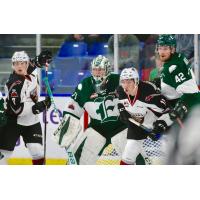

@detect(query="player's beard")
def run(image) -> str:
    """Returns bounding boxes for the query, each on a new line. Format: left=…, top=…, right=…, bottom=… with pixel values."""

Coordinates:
left=159, top=54, right=171, bottom=62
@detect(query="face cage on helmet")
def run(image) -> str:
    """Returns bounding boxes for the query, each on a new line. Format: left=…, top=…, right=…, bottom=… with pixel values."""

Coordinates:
left=92, top=68, right=111, bottom=94
left=91, top=62, right=111, bottom=82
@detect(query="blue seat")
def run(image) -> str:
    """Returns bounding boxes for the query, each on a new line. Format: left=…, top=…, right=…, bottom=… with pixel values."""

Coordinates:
left=88, top=42, right=109, bottom=56
left=52, top=57, right=93, bottom=87
left=76, top=70, right=91, bottom=83
left=58, top=42, right=88, bottom=57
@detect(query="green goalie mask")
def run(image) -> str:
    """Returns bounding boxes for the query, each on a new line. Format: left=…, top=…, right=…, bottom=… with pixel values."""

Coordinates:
left=91, top=55, right=112, bottom=93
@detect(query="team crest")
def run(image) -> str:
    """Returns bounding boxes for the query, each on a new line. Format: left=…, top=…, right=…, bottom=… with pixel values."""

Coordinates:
left=68, top=104, right=75, bottom=110
left=11, top=89, right=18, bottom=98
left=169, top=65, right=177, bottom=73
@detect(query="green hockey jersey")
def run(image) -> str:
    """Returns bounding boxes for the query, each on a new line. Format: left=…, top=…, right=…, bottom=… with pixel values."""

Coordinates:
left=65, top=74, right=126, bottom=139
left=160, top=52, right=199, bottom=100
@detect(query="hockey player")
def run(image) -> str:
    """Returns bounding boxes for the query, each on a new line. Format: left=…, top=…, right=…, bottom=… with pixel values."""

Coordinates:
left=155, top=34, right=199, bottom=126
left=117, top=67, right=170, bottom=165
left=0, top=50, right=52, bottom=165
left=155, top=34, right=200, bottom=164
left=54, top=55, right=128, bottom=165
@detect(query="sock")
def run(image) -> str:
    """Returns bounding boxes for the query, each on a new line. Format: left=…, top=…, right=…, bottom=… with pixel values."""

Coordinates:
left=120, top=160, right=130, bottom=165
left=32, top=158, right=45, bottom=165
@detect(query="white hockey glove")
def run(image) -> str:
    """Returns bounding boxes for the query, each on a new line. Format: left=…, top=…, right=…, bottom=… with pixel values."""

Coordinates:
left=53, top=113, right=81, bottom=148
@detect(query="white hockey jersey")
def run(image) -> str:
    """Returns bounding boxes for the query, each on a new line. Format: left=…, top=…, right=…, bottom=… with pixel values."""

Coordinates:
left=5, top=69, right=40, bottom=126
left=117, top=81, right=169, bottom=139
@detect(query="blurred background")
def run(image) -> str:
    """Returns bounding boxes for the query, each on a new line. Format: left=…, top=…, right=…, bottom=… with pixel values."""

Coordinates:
left=0, top=34, right=199, bottom=95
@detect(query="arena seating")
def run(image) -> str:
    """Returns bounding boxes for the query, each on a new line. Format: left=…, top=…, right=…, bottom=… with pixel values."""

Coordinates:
left=58, top=42, right=88, bottom=57
left=87, top=42, right=109, bottom=56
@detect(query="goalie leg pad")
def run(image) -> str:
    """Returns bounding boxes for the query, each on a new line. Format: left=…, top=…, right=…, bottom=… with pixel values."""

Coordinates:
left=53, top=114, right=81, bottom=148
left=111, top=129, right=127, bottom=156
left=71, top=128, right=106, bottom=165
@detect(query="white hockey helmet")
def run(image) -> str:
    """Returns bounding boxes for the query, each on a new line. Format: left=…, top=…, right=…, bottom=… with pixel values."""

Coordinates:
left=91, top=55, right=112, bottom=82
left=120, top=67, right=139, bottom=85
left=12, top=51, right=29, bottom=69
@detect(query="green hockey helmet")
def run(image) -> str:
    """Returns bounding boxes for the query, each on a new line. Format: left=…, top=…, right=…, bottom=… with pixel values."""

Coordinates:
left=91, top=55, right=112, bottom=94
left=157, top=34, right=176, bottom=47
left=91, top=55, right=112, bottom=82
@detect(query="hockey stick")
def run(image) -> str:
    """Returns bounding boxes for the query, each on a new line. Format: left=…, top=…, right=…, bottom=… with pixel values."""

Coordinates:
left=128, top=118, right=161, bottom=140
left=43, top=75, right=77, bottom=165
left=43, top=76, right=62, bottom=121
left=43, top=62, right=48, bottom=165
left=129, top=118, right=152, bottom=132
left=176, top=117, right=184, bottom=129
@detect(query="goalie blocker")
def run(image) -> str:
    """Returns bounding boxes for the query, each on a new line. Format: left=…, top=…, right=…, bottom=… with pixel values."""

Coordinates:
left=53, top=113, right=81, bottom=148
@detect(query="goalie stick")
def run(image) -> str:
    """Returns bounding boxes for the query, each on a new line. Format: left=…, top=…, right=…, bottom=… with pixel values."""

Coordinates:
left=43, top=74, right=77, bottom=165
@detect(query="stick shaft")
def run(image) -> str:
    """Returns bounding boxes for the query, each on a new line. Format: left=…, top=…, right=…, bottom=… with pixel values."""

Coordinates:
left=43, top=76, right=77, bottom=165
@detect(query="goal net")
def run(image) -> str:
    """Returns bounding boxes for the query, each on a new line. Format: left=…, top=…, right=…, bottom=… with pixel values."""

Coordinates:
left=96, top=137, right=165, bottom=165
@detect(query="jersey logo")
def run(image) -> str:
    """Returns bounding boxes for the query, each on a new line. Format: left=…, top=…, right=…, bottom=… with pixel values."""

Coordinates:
left=95, top=95, right=118, bottom=123
left=68, top=104, right=75, bottom=110
left=77, top=83, right=82, bottom=91
left=11, top=89, right=18, bottom=98
left=131, top=113, right=144, bottom=123
left=169, top=65, right=177, bottom=73
left=33, top=134, right=42, bottom=138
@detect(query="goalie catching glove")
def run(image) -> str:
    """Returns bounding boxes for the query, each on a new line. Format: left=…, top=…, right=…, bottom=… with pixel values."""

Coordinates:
left=53, top=113, right=81, bottom=148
